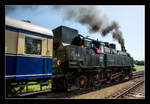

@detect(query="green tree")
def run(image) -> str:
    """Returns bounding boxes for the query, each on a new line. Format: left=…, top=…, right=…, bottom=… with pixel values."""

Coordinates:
left=134, top=60, right=144, bottom=65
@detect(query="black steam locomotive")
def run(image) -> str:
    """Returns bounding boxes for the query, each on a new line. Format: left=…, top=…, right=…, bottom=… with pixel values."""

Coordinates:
left=52, top=26, right=134, bottom=91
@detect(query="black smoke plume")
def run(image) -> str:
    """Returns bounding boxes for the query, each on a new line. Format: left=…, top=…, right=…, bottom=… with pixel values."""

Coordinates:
left=53, top=6, right=125, bottom=47
left=101, top=21, right=124, bottom=47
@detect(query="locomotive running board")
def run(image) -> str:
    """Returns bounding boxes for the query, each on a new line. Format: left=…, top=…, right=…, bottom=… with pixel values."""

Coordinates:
left=18, top=89, right=52, bottom=97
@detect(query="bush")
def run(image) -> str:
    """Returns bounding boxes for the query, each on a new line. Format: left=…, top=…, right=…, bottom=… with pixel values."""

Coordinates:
left=134, top=60, right=144, bottom=65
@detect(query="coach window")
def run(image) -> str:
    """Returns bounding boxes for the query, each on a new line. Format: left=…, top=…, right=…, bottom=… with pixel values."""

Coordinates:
left=25, top=36, right=42, bottom=55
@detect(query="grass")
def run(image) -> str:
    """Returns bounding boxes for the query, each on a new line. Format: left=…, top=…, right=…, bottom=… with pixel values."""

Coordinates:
left=134, top=64, right=145, bottom=72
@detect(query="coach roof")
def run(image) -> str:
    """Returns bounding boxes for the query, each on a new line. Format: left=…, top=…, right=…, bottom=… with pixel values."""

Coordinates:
left=5, top=16, right=53, bottom=36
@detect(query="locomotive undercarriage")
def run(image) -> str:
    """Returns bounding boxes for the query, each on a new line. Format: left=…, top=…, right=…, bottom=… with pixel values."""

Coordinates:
left=53, top=67, right=133, bottom=91
left=6, top=67, right=133, bottom=97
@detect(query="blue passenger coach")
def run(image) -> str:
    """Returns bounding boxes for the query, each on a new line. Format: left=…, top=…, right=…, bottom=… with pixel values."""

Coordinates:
left=5, top=16, right=53, bottom=96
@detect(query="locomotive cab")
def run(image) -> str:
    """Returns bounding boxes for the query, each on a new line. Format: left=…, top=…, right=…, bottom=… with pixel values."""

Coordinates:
left=71, top=35, right=104, bottom=54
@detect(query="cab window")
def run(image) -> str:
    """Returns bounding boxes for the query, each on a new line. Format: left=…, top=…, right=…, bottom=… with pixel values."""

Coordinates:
left=25, top=36, right=42, bottom=55
left=100, top=45, right=104, bottom=53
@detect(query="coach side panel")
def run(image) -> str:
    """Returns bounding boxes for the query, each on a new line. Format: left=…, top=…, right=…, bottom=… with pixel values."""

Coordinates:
left=5, top=26, right=53, bottom=80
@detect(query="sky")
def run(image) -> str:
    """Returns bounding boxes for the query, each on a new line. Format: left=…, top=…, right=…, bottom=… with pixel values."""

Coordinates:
left=5, top=5, right=145, bottom=61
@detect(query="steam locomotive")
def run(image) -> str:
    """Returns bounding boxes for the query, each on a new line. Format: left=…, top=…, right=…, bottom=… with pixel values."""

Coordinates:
left=5, top=17, right=135, bottom=97
left=52, top=26, right=134, bottom=91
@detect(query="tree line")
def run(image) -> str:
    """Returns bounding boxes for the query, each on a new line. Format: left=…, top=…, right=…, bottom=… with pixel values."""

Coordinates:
left=134, top=60, right=144, bottom=65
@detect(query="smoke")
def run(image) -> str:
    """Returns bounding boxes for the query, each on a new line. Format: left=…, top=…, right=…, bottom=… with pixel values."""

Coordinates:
left=112, top=30, right=124, bottom=47
left=52, top=6, right=125, bottom=47
left=101, top=21, right=119, bottom=36
left=53, top=6, right=104, bottom=33
left=101, top=21, right=124, bottom=46
left=6, top=5, right=125, bottom=47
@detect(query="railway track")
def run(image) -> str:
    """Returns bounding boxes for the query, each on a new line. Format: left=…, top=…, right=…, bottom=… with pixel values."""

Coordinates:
left=34, top=71, right=144, bottom=98
left=132, top=71, right=144, bottom=78
left=103, top=71, right=144, bottom=99
left=112, top=80, right=144, bottom=99
left=104, top=77, right=144, bottom=99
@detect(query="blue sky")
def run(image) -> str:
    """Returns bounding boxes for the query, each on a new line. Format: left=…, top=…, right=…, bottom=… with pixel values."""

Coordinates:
left=5, top=5, right=145, bottom=61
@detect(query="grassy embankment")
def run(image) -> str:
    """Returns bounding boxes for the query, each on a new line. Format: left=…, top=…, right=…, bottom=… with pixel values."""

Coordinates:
left=134, top=64, right=145, bottom=72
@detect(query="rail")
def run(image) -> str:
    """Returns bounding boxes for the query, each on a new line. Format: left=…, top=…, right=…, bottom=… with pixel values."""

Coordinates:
left=113, top=80, right=144, bottom=99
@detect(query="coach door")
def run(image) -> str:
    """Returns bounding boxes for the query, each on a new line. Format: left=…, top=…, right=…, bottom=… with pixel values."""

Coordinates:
left=42, top=38, right=53, bottom=75
left=42, top=38, right=50, bottom=74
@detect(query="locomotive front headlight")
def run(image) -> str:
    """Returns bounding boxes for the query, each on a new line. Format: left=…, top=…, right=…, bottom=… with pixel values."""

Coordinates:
left=57, top=60, right=62, bottom=66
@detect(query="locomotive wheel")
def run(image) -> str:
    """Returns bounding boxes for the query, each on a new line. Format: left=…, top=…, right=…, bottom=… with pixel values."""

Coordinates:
left=89, top=73, right=100, bottom=87
left=106, top=72, right=112, bottom=84
left=113, top=72, right=121, bottom=82
left=127, top=72, right=132, bottom=80
left=76, top=75, right=87, bottom=90
left=120, top=71, right=126, bottom=80
left=124, top=69, right=132, bottom=80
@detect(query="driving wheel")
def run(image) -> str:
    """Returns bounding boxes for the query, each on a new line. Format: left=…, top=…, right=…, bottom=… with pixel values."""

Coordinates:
left=76, top=75, right=87, bottom=90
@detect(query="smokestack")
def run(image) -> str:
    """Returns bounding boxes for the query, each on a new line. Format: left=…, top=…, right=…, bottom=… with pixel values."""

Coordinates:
left=121, top=46, right=126, bottom=52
